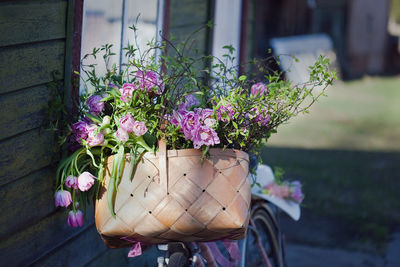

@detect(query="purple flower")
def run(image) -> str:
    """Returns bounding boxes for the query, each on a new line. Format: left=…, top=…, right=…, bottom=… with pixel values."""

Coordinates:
left=65, top=175, right=78, bottom=189
left=116, top=128, right=129, bottom=142
left=216, top=104, right=235, bottom=122
left=71, top=121, right=89, bottom=143
left=252, top=107, right=270, bottom=126
left=290, top=181, right=304, bottom=204
left=251, top=82, right=268, bottom=96
left=86, top=125, right=105, bottom=147
left=119, top=113, right=135, bottom=133
left=169, top=110, right=185, bottom=127
left=120, top=83, right=137, bottom=102
left=67, top=210, right=84, bottom=227
left=181, top=111, right=201, bottom=140
left=136, top=70, right=164, bottom=94
left=180, top=94, right=200, bottom=111
left=54, top=190, right=72, bottom=207
left=192, top=126, right=220, bottom=149
left=132, top=121, right=147, bottom=136
left=77, top=172, right=95, bottom=191
left=199, top=108, right=216, bottom=127
left=86, top=95, right=104, bottom=115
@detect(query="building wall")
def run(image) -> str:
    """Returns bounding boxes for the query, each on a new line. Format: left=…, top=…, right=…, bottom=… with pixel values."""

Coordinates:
left=346, top=0, right=390, bottom=77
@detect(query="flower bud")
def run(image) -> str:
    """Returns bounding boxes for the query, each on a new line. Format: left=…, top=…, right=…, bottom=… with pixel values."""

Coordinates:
left=54, top=190, right=72, bottom=208
left=77, top=172, right=95, bottom=191
left=67, top=210, right=84, bottom=227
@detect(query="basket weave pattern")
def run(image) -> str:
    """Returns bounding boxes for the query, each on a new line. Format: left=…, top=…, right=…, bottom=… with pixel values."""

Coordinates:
left=95, top=148, right=251, bottom=246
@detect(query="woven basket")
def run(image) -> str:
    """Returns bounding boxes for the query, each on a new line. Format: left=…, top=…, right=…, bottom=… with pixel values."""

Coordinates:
left=95, top=141, right=251, bottom=247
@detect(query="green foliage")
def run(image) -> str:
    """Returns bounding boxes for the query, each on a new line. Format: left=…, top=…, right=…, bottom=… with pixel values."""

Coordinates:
left=54, top=23, right=336, bottom=217
left=391, top=0, right=400, bottom=24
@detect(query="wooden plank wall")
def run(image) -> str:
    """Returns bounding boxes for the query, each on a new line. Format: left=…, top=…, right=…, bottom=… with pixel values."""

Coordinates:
left=0, top=0, right=108, bottom=266
left=0, top=0, right=214, bottom=266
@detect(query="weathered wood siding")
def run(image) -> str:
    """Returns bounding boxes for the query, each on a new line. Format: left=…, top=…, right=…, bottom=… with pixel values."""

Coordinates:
left=0, top=0, right=109, bottom=266
left=0, top=0, right=214, bottom=266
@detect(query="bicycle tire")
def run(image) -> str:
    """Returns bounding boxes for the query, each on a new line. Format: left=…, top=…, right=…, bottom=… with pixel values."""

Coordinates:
left=167, top=252, right=188, bottom=267
left=242, top=202, right=284, bottom=267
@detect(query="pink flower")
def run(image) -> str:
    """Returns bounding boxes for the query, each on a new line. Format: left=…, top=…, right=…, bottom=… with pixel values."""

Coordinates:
left=71, top=121, right=89, bottom=143
left=54, top=190, right=72, bottom=207
left=67, top=210, right=84, bottom=227
left=180, top=95, right=200, bottom=111
left=119, top=113, right=135, bottom=133
left=216, top=104, right=235, bottom=122
left=290, top=181, right=304, bottom=203
left=136, top=70, right=164, bottom=94
left=264, top=183, right=291, bottom=198
left=169, top=110, right=185, bottom=127
left=116, top=128, right=129, bottom=142
left=181, top=111, right=200, bottom=140
left=65, top=175, right=78, bottom=189
left=252, top=107, right=270, bottom=126
left=132, top=121, right=147, bottom=136
left=86, top=95, right=104, bottom=115
left=192, top=126, right=220, bottom=149
left=86, top=125, right=105, bottom=147
left=77, top=172, right=95, bottom=191
left=251, top=82, right=268, bottom=96
left=120, top=83, right=137, bottom=102
left=199, top=108, right=216, bottom=127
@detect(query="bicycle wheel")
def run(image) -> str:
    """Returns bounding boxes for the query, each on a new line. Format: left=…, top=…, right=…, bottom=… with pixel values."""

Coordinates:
left=241, top=202, right=284, bottom=267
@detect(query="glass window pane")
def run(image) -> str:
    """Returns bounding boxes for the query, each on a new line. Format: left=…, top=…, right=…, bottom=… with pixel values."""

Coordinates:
left=81, top=0, right=123, bottom=92
left=123, top=0, right=160, bottom=61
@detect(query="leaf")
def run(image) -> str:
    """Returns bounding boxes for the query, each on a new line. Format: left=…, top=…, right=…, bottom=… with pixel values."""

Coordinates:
left=239, top=75, right=247, bottom=81
left=84, top=112, right=102, bottom=124
left=106, top=174, right=116, bottom=218
left=232, top=121, right=238, bottom=129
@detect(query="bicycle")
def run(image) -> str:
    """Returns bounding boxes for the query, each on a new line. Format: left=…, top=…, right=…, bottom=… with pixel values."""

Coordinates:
left=154, top=164, right=294, bottom=267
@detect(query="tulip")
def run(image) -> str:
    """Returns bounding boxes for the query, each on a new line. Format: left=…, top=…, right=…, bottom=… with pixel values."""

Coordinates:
left=65, top=175, right=78, bottom=189
left=119, top=113, right=135, bottom=133
left=67, top=210, right=84, bottom=227
left=132, top=121, right=148, bottom=136
left=77, top=172, right=95, bottom=191
left=54, top=190, right=72, bottom=207
left=86, top=95, right=104, bottom=115
left=86, top=125, right=105, bottom=147
left=116, top=128, right=129, bottom=142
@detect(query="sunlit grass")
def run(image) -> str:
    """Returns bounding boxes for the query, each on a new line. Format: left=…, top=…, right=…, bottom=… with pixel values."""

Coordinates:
left=261, top=76, right=400, bottom=247
left=267, top=76, right=400, bottom=151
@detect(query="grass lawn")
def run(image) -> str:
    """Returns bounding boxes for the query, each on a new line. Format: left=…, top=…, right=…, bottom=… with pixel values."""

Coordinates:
left=261, top=76, right=400, bottom=247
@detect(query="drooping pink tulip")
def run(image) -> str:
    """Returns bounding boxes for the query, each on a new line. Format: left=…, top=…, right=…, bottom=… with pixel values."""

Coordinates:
left=54, top=190, right=72, bottom=207
left=67, top=210, right=84, bottom=227
left=77, top=172, right=95, bottom=191
left=65, top=175, right=78, bottom=189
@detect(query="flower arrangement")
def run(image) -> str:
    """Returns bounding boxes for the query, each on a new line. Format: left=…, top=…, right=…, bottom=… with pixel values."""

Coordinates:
left=53, top=26, right=336, bottom=227
left=262, top=180, right=304, bottom=204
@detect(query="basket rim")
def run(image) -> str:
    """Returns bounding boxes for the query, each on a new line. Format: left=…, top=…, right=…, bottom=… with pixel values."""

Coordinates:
left=105, top=147, right=249, bottom=165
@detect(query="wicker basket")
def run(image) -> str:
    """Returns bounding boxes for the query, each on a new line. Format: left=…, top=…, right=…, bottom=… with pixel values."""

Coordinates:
left=95, top=141, right=251, bottom=247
